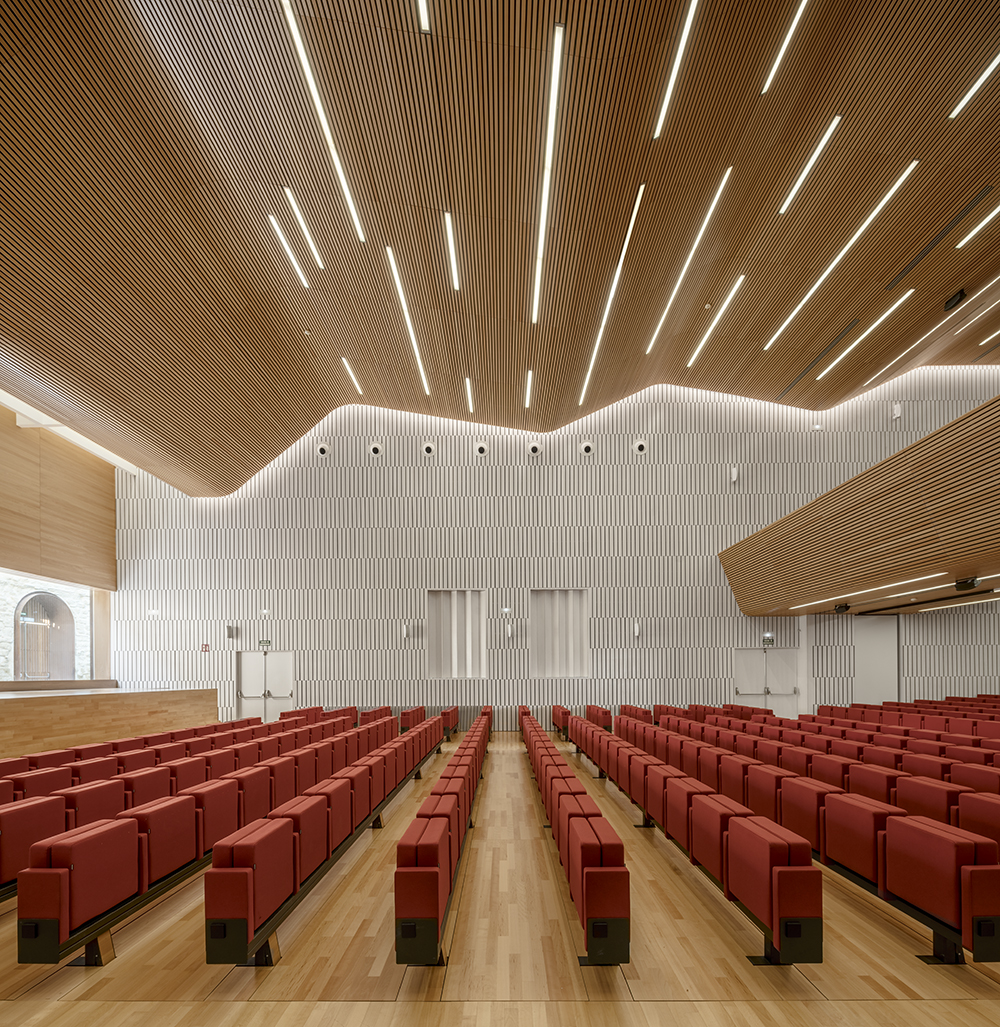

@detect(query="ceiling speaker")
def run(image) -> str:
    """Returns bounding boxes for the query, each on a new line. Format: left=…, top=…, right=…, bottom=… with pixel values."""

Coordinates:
left=944, top=289, right=966, bottom=310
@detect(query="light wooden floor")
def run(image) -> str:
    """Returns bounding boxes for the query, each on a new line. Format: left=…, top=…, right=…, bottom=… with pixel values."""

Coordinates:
left=4, top=729, right=1000, bottom=1027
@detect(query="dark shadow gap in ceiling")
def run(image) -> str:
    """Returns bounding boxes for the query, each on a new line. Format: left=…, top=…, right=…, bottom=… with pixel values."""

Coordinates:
left=775, top=320, right=860, bottom=401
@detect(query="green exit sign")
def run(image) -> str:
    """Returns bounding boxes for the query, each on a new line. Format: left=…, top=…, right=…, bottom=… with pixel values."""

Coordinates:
left=259, top=639, right=271, bottom=648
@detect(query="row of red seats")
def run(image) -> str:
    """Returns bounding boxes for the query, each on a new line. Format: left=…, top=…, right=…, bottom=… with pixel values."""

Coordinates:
left=620, top=709, right=1000, bottom=963
left=585, top=705, right=612, bottom=730
left=441, top=706, right=459, bottom=735
left=619, top=704, right=651, bottom=724
left=552, top=706, right=570, bottom=738
left=14, top=712, right=427, bottom=965
left=400, top=706, right=427, bottom=731
left=522, top=709, right=630, bottom=965
left=204, top=714, right=446, bottom=966
left=573, top=713, right=822, bottom=965
left=394, top=710, right=491, bottom=965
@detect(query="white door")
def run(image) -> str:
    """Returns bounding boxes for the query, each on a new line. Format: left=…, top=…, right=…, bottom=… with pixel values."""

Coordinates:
left=764, top=648, right=800, bottom=718
left=236, top=651, right=266, bottom=722
left=236, top=651, right=295, bottom=722
left=734, top=649, right=766, bottom=703
left=264, top=651, right=295, bottom=720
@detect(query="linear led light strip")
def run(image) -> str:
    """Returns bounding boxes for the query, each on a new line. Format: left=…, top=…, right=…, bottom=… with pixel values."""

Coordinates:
left=417, top=0, right=430, bottom=32
left=579, top=183, right=646, bottom=405
left=342, top=357, right=363, bottom=395
left=386, top=246, right=430, bottom=395
left=525, top=369, right=533, bottom=409
left=788, top=572, right=947, bottom=610
left=269, top=215, right=308, bottom=287
left=531, top=24, right=565, bottom=324
left=779, top=116, right=840, bottom=214
left=918, top=591, right=1000, bottom=612
left=761, top=0, right=811, bottom=93
left=687, top=275, right=745, bottom=367
left=764, top=160, right=919, bottom=350
left=465, top=376, right=473, bottom=413
left=444, top=212, right=459, bottom=290
left=647, top=166, right=731, bottom=355
left=281, top=0, right=365, bottom=243
left=887, top=575, right=1000, bottom=600
left=949, top=49, right=1000, bottom=118
left=653, top=0, right=697, bottom=138
left=956, top=203, right=1000, bottom=248
left=980, top=326, right=1000, bottom=347
left=816, top=289, right=914, bottom=380
left=955, top=297, right=1000, bottom=332
left=284, top=188, right=323, bottom=268
left=863, top=270, right=1000, bottom=385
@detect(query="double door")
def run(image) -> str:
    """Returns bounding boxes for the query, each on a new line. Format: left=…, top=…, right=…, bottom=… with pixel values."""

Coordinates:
left=733, top=648, right=801, bottom=718
left=236, top=651, right=295, bottom=723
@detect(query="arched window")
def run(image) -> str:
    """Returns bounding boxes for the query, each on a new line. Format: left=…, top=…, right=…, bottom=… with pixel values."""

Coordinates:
left=13, top=592, right=75, bottom=681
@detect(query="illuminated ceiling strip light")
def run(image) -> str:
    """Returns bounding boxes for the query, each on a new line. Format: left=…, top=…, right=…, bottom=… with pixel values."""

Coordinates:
left=918, top=592, right=1000, bottom=612
left=525, top=369, right=533, bottom=409
left=956, top=297, right=1000, bottom=332
left=653, top=0, right=698, bottom=138
left=863, top=270, right=1000, bottom=385
left=342, top=357, right=363, bottom=395
left=465, top=376, right=473, bottom=413
left=884, top=584, right=957, bottom=599
left=579, top=183, right=646, bottom=405
left=444, top=212, right=460, bottom=291
left=956, top=203, right=1000, bottom=248
left=284, top=188, right=323, bottom=269
left=531, top=24, right=565, bottom=324
left=647, top=166, right=732, bottom=354
left=764, top=160, right=919, bottom=350
left=788, top=572, right=948, bottom=609
left=269, top=215, right=308, bottom=287
left=687, top=275, right=746, bottom=367
left=979, top=326, right=1000, bottom=347
left=761, top=0, right=810, bottom=93
left=417, top=0, right=430, bottom=32
left=816, top=289, right=914, bottom=379
left=386, top=246, right=430, bottom=395
left=779, top=116, right=840, bottom=214
left=281, top=0, right=365, bottom=242
left=949, top=50, right=1000, bottom=118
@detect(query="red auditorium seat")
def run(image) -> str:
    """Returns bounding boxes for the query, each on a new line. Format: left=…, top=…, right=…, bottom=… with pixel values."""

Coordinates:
left=118, top=795, right=200, bottom=886
left=821, top=793, right=906, bottom=883
left=0, top=796, right=65, bottom=887
left=847, top=763, right=910, bottom=805
left=894, top=777, right=972, bottom=823
left=53, top=778, right=127, bottom=829
left=779, top=777, right=842, bottom=850
left=690, top=793, right=753, bottom=885
left=268, top=795, right=329, bottom=889
left=179, top=779, right=239, bottom=851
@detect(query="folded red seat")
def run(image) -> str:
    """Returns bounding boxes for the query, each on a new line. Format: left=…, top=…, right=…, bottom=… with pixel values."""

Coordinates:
left=121, top=766, right=172, bottom=808
left=394, top=816, right=451, bottom=963
left=304, top=740, right=334, bottom=782
left=109, top=737, right=144, bottom=753
left=24, top=749, right=75, bottom=770
left=719, top=753, right=761, bottom=805
left=665, top=777, right=714, bottom=849
left=615, top=746, right=644, bottom=791
left=256, top=756, right=296, bottom=809
left=542, top=765, right=576, bottom=818
left=222, top=766, right=272, bottom=825
left=53, top=778, right=127, bottom=830
left=803, top=734, right=833, bottom=754
left=557, top=795, right=603, bottom=868
left=829, top=739, right=865, bottom=761
left=746, top=764, right=798, bottom=822
left=72, top=743, right=113, bottom=761
left=232, top=727, right=254, bottom=744
left=438, top=764, right=474, bottom=821
left=810, top=753, right=859, bottom=788
left=357, top=754, right=386, bottom=807
left=150, top=742, right=187, bottom=765
left=0, top=796, right=65, bottom=888
left=416, top=794, right=461, bottom=878
left=690, top=793, right=753, bottom=886
left=952, top=763, right=1000, bottom=793
left=779, top=777, right=842, bottom=850
left=18, top=818, right=140, bottom=955
left=629, top=753, right=664, bottom=808
left=285, top=747, right=318, bottom=795
left=567, top=815, right=629, bottom=964
left=754, top=739, right=790, bottom=769
left=847, top=763, right=910, bottom=804
left=115, top=748, right=157, bottom=774
left=946, top=745, right=992, bottom=766
left=179, top=779, right=239, bottom=851
left=820, top=792, right=905, bottom=883
left=7, top=766, right=74, bottom=801
left=549, top=777, right=587, bottom=826
left=957, top=792, right=1000, bottom=847
left=333, top=766, right=371, bottom=827
left=228, top=741, right=259, bottom=769
left=899, top=753, right=956, bottom=781
left=268, top=795, right=328, bottom=889
left=118, top=794, right=200, bottom=886
left=779, top=746, right=815, bottom=777
left=185, top=736, right=213, bottom=757
left=431, top=778, right=469, bottom=839
left=895, top=776, right=972, bottom=823
left=160, top=755, right=207, bottom=794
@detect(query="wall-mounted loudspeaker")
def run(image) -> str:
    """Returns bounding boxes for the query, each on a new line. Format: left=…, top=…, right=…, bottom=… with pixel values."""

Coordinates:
left=317, top=444, right=328, bottom=456
left=632, top=439, right=647, bottom=454
left=579, top=441, right=594, bottom=455
left=475, top=442, right=488, bottom=456
left=944, top=289, right=967, bottom=311
left=369, top=442, right=383, bottom=456
left=421, top=442, right=435, bottom=456
left=527, top=440, right=542, bottom=456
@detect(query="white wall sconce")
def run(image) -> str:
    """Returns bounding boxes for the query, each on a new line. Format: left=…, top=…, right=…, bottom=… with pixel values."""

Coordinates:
left=501, top=606, right=512, bottom=637
left=729, top=465, right=738, bottom=482
left=633, top=620, right=640, bottom=637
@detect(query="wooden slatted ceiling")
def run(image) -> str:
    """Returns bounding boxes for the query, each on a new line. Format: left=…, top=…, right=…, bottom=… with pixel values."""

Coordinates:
left=718, top=393, right=1000, bottom=616
left=0, top=0, right=999, bottom=495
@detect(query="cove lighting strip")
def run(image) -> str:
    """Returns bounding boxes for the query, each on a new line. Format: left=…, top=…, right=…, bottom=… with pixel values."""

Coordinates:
left=653, top=0, right=698, bottom=138
left=579, top=183, right=646, bottom=405
left=779, top=116, right=840, bottom=214
left=788, top=572, right=947, bottom=610
left=285, top=188, right=323, bottom=268
left=342, top=357, right=363, bottom=395
left=417, top=0, right=430, bottom=32
left=816, top=289, right=914, bottom=380
left=949, top=50, right=1000, bottom=118
left=956, top=297, right=1000, bottom=333
left=531, top=24, right=565, bottom=324
left=465, top=376, right=473, bottom=413
left=269, top=215, right=308, bottom=287
left=918, top=592, right=1000, bottom=612
left=863, top=270, right=1000, bottom=385
left=647, top=166, right=731, bottom=354
left=687, top=275, right=745, bottom=367
left=956, top=203, right=1000, bottom=249
left=444, top=212, right=460, bottom=290
left=386, top=246, right=430, bottom=395
left=282, top=0, right=365, bottom=243
left=525, top=369, right=533, bottom=409
left=764, top=160, right=919, bottom=350
left=980, top=326, right=1000, bottom=347
left=761, top=0, right=810, bottom=93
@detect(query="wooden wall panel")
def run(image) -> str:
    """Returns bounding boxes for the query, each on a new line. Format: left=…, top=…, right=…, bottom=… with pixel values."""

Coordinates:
left=0, top=687, right=219, bottom=757
left=0, top=406, right=116, bottom=590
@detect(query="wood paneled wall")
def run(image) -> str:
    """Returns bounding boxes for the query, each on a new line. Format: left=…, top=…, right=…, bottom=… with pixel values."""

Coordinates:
left=0, top=687, right=218, bottom=757
left=0, top=407, right=116, bottom=589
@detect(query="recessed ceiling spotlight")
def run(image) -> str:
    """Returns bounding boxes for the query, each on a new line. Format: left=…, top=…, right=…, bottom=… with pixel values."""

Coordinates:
left=956, top=203, right=1000, bottom=249
left=764, top=161, right=919, bottom=350
left=342, top=356, right=363, bottom=395
left=779, top=116, right=840, bottom=214
left=816, top=289, right=914, bottom=379
left=284, top=188, right=323, bottom=269
left=269, top=215, right=309, bottom=288
left=580, top=183, right=646, bottom=404
left=687, top=275, right=745, bottom=367
left=949, top=50, right=1000, bottom=119
left=386, top=246, right=430, bottom=395
left=653, top=0, right=698, bottom=138
left=761, top=0, right=811, bottom=94
left=531, top=24, right=566, bottom=324
left=281, top=0, right=365, bottom=242
left=647, top=167, right=732, bottom=355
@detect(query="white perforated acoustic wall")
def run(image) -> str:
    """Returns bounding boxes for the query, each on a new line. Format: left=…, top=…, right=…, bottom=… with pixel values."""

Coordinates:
left=113, top=368, right=1000, bottom=728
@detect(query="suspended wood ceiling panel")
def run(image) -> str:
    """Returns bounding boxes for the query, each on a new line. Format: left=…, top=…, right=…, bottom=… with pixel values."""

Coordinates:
left=1, top=0, right=1000, bottom=494
left=718, top=393, right=1000, bottom=616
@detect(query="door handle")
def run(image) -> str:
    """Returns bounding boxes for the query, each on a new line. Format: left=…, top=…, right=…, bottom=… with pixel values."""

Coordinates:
left=237, top=691, right=264, bottom=700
